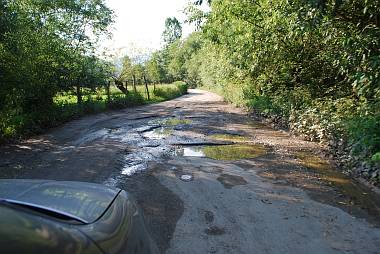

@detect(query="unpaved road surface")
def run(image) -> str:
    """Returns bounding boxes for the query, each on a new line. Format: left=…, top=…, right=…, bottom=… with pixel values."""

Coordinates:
left=1, top=89, right=380, bottom=254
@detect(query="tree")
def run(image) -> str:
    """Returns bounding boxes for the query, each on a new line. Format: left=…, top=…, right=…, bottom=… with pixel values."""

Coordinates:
left=146, top=52, right=165, bottom=86
left=0, top=0, right=114, bottom=139
left=162, top=17, right=182, bottom=45
left=194, top=0, right=211, bottom=5
left=0, top=0, right=113, bottom=101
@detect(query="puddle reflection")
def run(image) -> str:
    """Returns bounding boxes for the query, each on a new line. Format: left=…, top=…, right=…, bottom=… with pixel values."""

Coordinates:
left=178, top=144, right=267, bottom=161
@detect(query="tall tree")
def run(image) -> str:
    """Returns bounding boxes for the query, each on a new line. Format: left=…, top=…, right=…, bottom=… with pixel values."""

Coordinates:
left=162, top=17, right=182, bottom=45
left=146, top=52, right=165, bottom=86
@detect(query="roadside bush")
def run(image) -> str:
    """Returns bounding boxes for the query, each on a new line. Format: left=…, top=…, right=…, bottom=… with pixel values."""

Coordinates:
left=346, top=115, right=380, bottom=162
left=153, top=82, right=188, bottom=99
left=174, top=81, right=188, bottom=95
left=246, top=96, right=282, bottom=116
left=107, top=92, right=145, bottom=109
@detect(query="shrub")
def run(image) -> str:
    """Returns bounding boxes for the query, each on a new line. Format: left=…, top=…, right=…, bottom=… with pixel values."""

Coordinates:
left=107, top=92, right=145, bottom=109
left=174, top=81, right=188, bottom=94
left=153, top=82, right=188, bottom=99
left=346, top=115, right=380, bottom=161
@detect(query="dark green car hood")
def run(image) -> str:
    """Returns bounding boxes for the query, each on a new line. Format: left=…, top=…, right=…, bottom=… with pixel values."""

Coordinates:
left=0, top=179, right=120, bottom=224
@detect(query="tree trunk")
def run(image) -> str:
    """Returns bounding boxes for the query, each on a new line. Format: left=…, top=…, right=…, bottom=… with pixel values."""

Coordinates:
left=143, top=75, right=150, bottom=100
left=153, top=83, right=156, bottom=92
left=132, top=75, right=137, bottom=93
left=115, top=79, right=128, bottom=95
left=106, top=81, right=111, bottom=103
left=76, top=85, right=82, bottom=104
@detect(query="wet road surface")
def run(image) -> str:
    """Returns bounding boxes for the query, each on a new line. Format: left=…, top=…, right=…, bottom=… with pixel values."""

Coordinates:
left=1, top=89, right=380, bottom=253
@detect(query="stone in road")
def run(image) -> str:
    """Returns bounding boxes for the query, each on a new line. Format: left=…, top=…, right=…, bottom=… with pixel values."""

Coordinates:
left=0, top=89, right=379, bottom=254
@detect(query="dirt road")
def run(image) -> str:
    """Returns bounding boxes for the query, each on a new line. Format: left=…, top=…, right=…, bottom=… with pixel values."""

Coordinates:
left=1, top=89, right=380, bottom=253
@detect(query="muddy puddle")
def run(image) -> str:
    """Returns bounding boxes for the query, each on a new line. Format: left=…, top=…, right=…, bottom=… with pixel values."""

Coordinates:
left=177, top=144, right=267, bottom=161
left=143, top=127, right=173, bottom=140
left=182, top=147, right=205, bottom=157
left=208, top=134, right=250, bottom=143
left=295, top=151, right=380, bottom=224
left=149, top=118, right=192, bottom=127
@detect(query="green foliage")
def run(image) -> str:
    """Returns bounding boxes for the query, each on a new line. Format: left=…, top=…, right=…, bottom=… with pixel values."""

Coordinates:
left=107, top=92, right=145, bottom=109
left=162, top=17, right=182, bottom=45
left=153, top=82, right=188, bottom=99
left=0, top=0, right=114, bottom=141
left=346, top=114, right=380, bottom=160
left=146, top=52, right=166, bottom=84
left=372, top=153, right=380, bottom=162
left=246, top=96, right=281, bottom=115
left=174, top=81, right=189, bottom=95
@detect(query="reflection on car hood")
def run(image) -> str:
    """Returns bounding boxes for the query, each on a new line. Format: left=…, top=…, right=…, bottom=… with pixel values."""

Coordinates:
left=0, top=205, right=101, bottom=254
left=0, top=179, right=120, bottom=224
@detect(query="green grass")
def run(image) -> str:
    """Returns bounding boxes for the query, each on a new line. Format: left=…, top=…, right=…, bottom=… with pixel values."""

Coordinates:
left=54, top=83, right=186, bottom=106
left=0, top=82, right=188, bottom=142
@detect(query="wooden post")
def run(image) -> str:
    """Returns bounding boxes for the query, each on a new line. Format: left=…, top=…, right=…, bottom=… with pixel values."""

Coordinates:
left=143, top=75, right=150, bottom=100
left=76, top=85, right=82, bottom=104
left=132, top=75, right=137, bottom=93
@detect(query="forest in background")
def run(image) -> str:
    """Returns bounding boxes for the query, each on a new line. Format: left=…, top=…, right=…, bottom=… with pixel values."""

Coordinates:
left=147, top=0, right=379, bottom=182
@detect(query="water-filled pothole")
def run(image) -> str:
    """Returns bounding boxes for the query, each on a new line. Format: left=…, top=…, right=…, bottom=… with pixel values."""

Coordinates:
left=149, top=118, right=192, bottom=127
left=183, top=147, right=205, bottom=157
left=178, top=144, right=267, bottom=161
left=143, top=127, right=173, bottom=140
left=295, top=151, right=380, bottom=220
left=208, top=134, right=249, bottom=143
left=164, top=119, right=192, bottom=126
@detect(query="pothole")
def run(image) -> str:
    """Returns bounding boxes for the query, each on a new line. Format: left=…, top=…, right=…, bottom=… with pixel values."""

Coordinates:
left=204, top=226, right=226, bottom=236
left=107, top=127, right=121, bottom=133
left=143, top=127, right=173, bottom=140
left=217, top=173, right=248, bottom=189
left=180, top=174, right=193, bottom=182
left=177, top=144, right=267, bottom=161
left=149, top=118, right=192, bottom=127
left=183, top=147, right=205, bottom=157
left=295, top=151, right=380, bottom=219
left=204, top=210, right=214, bottom=223
left=208, top=133, right=250, bottom=143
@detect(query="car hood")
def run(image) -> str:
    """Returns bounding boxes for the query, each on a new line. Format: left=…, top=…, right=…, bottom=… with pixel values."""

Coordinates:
left=0, top=179, right=120, bottom=224
left=0, top=205, right=102, bottom=254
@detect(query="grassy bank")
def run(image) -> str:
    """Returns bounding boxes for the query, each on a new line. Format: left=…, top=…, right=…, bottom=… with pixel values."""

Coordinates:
left=0, top=81, right=188, bottom=142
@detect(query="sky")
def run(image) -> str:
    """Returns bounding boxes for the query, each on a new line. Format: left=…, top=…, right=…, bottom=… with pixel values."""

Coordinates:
left=101, top=0, right=197, bottom=58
